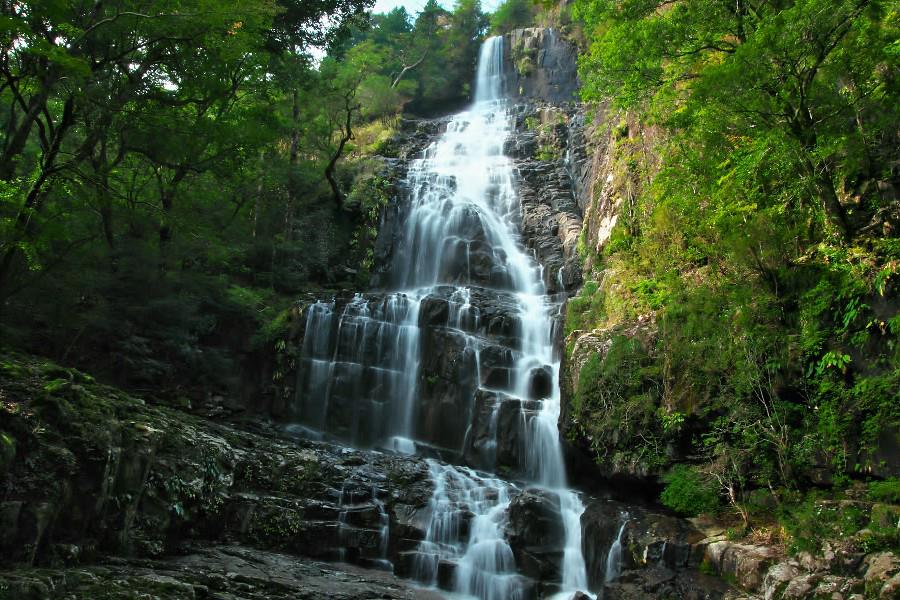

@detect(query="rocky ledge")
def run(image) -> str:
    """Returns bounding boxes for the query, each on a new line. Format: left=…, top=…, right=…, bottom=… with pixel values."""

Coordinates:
left=696, top=537, right=899, bottom=600
left=5, top=334, right=890, bottom=600
left=0, top=545, right=443, bottom=600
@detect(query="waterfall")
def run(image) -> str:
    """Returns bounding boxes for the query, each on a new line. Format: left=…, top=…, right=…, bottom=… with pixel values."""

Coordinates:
left=295, top=35, right=592, bottom=599
left=295, top=294, right=421, bottom=448
left=605, top=518, right=628, bottom=583
left=414, top=461, right=522, bottom=600
left=474, top=36, right=505, bottom=104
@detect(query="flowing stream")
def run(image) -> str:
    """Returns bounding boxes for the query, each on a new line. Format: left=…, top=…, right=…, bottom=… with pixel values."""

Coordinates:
left=296, top=36, right=592, bottom=599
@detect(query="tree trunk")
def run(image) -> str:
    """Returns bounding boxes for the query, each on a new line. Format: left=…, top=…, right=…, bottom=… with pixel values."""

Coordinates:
left=815, top=167, right=853, bottom=241
left=0, top=88, right=52, bottom=181
left=285, top=90, right=300, bottom=243
left=391, top=53, right=427, bottom=89
left=325, top=96, right=356, bottom=209
left=157, top=167, right=189, bottom=274
left=0, top=96, right=75, bottom=300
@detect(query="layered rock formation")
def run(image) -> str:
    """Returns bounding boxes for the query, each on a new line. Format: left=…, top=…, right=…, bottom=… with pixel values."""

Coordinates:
left=0, top=547, right=444, bottom=600
left=0, top=354, right=439, bottom=573
left=507, top=103, right=584, bottom=295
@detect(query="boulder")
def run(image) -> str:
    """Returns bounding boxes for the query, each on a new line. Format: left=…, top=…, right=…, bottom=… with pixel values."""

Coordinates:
left=506, top=489, right=567, bottom=582
left=527, top=366, right=553, bottom=400
left=704, top=541, right=779, bottom=592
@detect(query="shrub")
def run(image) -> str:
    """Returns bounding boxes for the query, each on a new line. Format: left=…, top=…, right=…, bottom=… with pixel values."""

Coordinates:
left=660, top=465, right=720, bottom=516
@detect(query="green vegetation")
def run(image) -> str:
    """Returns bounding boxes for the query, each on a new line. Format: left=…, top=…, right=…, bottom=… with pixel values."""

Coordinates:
left=769, top=488, right=900, bottom=554
left=0, top=0, right=896, bottom=573
left=869, top=478, right=900, bottom=504
left=568, top=0, right=900, bottom=530
left=660, top=465, right=720, bottom=517
left=340, top=0, right=489, bottom=116
left=491, top=0, right=537, bottom=34
left=523, top=111, right=567, bottom=162
left=573, top=335, right=668, bottom=470
left=0, top=0, right=490, bottom=401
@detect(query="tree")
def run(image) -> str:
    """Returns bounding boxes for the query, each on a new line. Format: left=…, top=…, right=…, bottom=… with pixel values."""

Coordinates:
left=576, top=0, right=899, bottom=241
left=490, top=0, right=536, bottom=34
left=0, top=0, right=279, bottom=295
left=449, top=0, right=490, bottom=93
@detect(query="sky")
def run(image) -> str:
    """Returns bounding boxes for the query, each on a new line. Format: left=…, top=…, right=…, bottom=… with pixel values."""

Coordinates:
left=372, top=0, right=503, bottom=15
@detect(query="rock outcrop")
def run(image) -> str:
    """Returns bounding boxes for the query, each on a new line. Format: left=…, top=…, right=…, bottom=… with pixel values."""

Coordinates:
left=695, top=539, right=900, bottom=600
left=502, top=28, right=579, bottom=103
left=0, top=353, right=433, bottom=571
left=507, top=103, right=585, bottom=294
left=576, top=499, right=900, bottom=600
left=4, top=352, right=688, bottom=600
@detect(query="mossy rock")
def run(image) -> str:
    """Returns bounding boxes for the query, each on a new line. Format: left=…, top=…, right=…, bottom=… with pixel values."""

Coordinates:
left=870, top=503, right=900, bottom=529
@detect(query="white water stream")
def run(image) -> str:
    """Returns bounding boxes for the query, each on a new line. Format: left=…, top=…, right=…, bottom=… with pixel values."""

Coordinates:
left=296, top=35, right=594, bottom=599
left=605, top=517, right=628, bottom=583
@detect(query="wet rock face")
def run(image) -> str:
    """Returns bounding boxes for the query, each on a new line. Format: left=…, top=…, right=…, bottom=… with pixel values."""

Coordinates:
left=502, top=28, right=579, bottom=103
left=506, top=490, right=566, bottom=582
left=601, top=568, right=734, bottom=600
left=370, top=117, right=451, bottom=290
left=579, top=497, right=708, bottom=591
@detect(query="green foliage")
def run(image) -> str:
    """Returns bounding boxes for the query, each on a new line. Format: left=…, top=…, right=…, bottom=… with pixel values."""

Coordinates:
left=0, top=431, right=15, bottom=475
left=857, top=526, right=900, bottom=555
left=869, top=478, right=900, bottom=504
left=565, top=280, right=603, bottom=333
left=568, top=0, right=900, bottom=516
left=576, top=0, right=899, bottom=240
left=347, top=167, right=392, bottom=276
left=0, top=0, right=493, bottom=399
left=698, top=559, right=716, bottom=576
left=490, top=0, right=536, bottom=34
left=523, top=111, right=567, bottom=162
left=777, top=492, right=875, bottom=554
left=660, top=465, right=720, bottom=516
left=571, top=335, right=669, bottom=472
left=341, top=0, right=488, bottom=114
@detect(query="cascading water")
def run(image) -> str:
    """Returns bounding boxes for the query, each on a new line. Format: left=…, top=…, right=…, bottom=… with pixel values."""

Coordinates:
left=295, top=294, right=420, bottom=450
left=335, top=480, right=393, bottom=571
left=295, top=35, right=592, bottom=599
left=414, top=460, right=522, bottom=600
left=402, top=36, right=590, bottom=599
left=605, top=517, right=629, bottom=583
